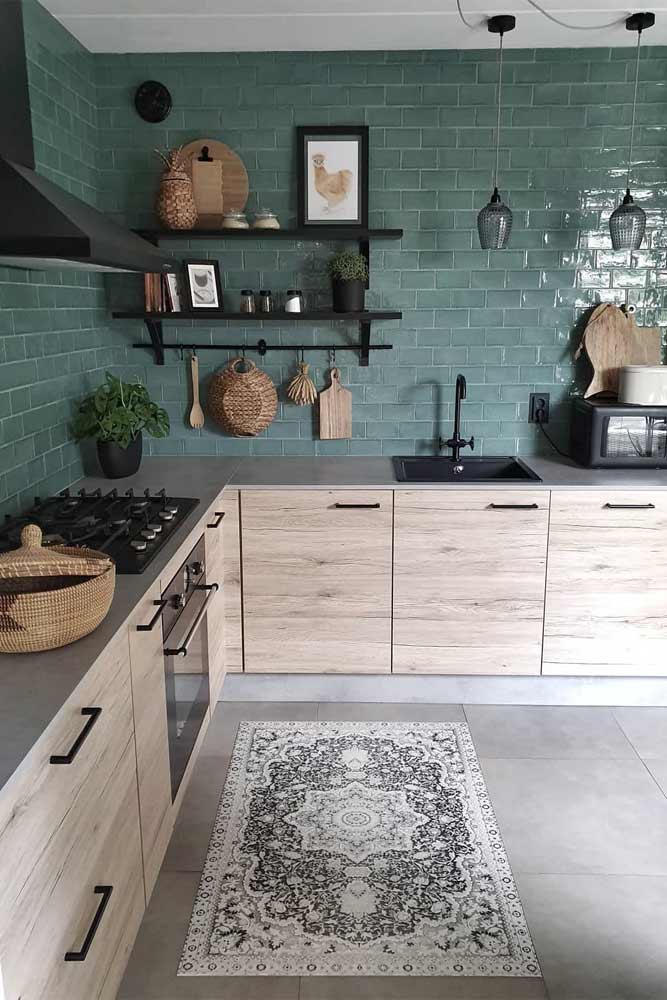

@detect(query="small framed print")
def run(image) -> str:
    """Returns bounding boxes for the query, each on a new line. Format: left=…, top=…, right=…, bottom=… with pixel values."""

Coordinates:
left=165, top=272, right=183, bottom=312
left=184, top=260, right=223, bottom=311
left=297, top=125, right=368, bottom=229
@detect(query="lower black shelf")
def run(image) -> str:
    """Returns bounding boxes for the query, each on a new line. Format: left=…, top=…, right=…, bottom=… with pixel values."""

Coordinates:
left=112, top=309, right=401, bottom=367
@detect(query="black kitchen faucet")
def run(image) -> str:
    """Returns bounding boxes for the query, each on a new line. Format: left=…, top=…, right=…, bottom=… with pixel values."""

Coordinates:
left=439, top=373, right=475, bottom=467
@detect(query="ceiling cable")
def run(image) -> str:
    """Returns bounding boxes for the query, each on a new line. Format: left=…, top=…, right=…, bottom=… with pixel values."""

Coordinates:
left=455, top=0, right=624, bottom=32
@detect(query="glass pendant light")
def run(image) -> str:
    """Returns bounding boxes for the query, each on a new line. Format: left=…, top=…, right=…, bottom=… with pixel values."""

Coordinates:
left=477, top=14, right=516, bottom=250
left=609, top=12, right=655, bottom=250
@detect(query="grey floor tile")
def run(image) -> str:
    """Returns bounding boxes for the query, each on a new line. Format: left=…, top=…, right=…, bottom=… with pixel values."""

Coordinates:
left=298, top=976, right=547, bottom=1000
left=316, top=702, right=465, bottom=722
left=645, top=758, right=667, bottom=797
left=202, top=701, right=318, bottom=756
left=464, top=705, right=636, bottom=759
left=163, top=755, right=230, bottom=873
left=481, top=757, right=667, bottom=875
left=118, top=871, right=299, bottom=1000
left=516, top=873, right=667, bottom=1000
left=613, top=707, right=667, bottom=759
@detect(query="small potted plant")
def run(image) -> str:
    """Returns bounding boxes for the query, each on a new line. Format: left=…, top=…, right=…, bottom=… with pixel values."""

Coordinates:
left=72, top=373, right=170, bottom=479
left=328, top=250, right=368, bottom=313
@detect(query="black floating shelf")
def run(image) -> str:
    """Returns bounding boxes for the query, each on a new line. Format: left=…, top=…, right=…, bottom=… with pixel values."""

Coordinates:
left=113, top=309, right=401, bottom=367
left=136, top=227, right=403, bottom=242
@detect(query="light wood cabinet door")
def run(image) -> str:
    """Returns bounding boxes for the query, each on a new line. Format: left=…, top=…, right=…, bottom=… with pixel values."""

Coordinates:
left=543, top=491, right=667, bottom=676
left=127, top=582, right=173, bottom=901
left=393, top=490, right=550, bottom=674
left=205, top=500, right=227, bottom=702
left=242, top=490, right=392, bottom=673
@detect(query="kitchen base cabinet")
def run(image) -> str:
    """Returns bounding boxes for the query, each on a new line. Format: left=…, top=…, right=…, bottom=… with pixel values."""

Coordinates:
left=128, top=582, right=174, bottom=902
left=543, top=491, right=667, bottom=676
left=242, top=490, right=393, bottom=673
left=204, top=496, right=229, bottom=701
left=220, top=489, right=244, bottom=674
left=393, top=490, right=550, bottom=675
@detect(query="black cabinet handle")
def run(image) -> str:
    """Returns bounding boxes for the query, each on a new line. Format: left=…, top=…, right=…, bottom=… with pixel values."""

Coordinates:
left=50, top=708, right=102, bottom=765
left=64, top=886, right=113, bottom=962
left=333, top=502, right=381, bottom=509
left=136, top=598, right=168, bottom=632
left=207, top=511, right=225, bottom=528
left=603, top=503, right=655, bottom=510
left=488, top=503, right=539, bottom=510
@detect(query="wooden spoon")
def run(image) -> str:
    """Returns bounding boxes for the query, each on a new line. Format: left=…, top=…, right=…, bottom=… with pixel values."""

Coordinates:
left=189, top=354, right=205, bottom=429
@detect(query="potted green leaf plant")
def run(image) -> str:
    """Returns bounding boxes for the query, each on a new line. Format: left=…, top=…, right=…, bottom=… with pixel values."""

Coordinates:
left=327, top=250, right=368, bottom=313
left=72, top=373, right=170, bottom=479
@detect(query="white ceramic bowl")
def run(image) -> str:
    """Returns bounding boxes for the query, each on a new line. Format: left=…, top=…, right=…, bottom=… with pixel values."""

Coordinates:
left=619, top=365, right=667, bottom=405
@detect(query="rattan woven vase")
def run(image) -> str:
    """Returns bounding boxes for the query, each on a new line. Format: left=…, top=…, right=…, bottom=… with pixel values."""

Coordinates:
left=0, top=524, right=115, bottom=653
left=156, top=147, right=197, bottom=230
left=208, top=357, right=278, bottom=437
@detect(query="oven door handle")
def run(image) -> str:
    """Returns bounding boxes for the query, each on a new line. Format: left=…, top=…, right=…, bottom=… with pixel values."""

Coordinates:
left=163, top=584, right=219, bottom=657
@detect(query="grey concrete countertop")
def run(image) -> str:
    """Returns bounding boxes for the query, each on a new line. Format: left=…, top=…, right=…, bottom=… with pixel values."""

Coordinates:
left=2, top=451, right=667, bottom=795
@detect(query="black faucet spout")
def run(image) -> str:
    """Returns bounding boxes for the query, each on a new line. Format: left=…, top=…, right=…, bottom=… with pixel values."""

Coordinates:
left=439, top=373, right=475, bottom=464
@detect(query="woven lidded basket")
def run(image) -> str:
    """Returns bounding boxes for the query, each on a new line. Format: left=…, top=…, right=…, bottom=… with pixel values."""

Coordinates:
left=208, top=357, right=278, bottom=437
left=0, top=524, right=115, bottom=653
left=156, top=147, right=197, bottom=231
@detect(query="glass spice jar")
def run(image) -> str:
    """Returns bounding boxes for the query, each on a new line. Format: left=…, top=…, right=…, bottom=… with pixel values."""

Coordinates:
left=240, top=289, right=256, bottom=314
left=258, top=290, right=273, bottom=313
left=222, top=210, right=249, bottom=230
left=252, top=209, right=280, bottom=230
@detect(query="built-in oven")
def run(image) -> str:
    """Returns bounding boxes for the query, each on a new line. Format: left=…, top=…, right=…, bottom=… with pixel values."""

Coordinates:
left=161, top=535, right=218, bottom=800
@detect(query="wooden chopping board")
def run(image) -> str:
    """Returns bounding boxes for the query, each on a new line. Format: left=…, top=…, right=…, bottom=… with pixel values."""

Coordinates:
left=575, top=303, right=662, bottom=397
left=319, top=368, right=352, bottom=440
left=179, top=138, right=249, bottom=223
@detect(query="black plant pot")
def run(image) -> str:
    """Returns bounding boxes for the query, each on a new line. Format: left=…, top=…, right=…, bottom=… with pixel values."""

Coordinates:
left=97, top=433, right=143, bottom=479
left=332, top=278, right=365, bottom=313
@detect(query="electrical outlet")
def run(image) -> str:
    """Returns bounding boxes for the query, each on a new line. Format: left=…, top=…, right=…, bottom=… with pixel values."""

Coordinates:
left=528, top=392, right=550, bottom=424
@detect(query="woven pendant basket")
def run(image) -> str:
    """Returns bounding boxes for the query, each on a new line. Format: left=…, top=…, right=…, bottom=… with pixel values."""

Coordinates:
left=0, top=525, right=115, bottom=653
left=155, top=147, right=198, bottom=230
left=208, top=357, right=278, bottom=436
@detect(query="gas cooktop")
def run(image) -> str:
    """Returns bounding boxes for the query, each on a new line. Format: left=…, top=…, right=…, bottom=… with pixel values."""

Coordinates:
left=0, top=488, right=200, bottom=574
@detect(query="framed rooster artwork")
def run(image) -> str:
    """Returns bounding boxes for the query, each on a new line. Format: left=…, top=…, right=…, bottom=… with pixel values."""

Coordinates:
left=296, top=125, right=369, bottom=229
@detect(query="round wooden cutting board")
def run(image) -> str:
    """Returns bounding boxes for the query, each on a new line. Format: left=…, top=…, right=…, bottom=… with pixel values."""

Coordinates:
left=179, top=138, right=249, bottom=217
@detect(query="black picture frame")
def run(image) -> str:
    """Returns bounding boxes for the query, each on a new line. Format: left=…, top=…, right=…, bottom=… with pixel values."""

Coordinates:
left=297, top=125, right=369, bottom=229
left=184, top=259, right=223, bottom=311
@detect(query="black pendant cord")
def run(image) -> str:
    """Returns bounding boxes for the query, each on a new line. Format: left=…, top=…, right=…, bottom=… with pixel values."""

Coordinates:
left=493, top=31, right=504, bottom=193
left=626, top=26, right=643, bottom=194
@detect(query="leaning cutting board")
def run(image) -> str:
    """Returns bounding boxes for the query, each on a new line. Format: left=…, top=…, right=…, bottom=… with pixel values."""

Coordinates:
left=319, top=368, right=352, bottom=440
left=179, top=138, right=249, bottom=221
left=575, top=303, right=662, bottom=397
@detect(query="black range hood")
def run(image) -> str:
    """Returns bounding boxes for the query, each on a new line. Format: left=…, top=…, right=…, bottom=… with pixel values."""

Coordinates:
left=0, top=1, right=172, bottom=273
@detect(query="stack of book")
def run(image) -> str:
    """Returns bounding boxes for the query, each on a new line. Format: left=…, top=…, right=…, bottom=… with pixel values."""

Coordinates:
left=144, top=273, right=182, bottom=312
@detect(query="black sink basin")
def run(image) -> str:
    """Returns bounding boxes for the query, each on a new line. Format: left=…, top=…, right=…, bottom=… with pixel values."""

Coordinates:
left=393, top=456, right=542, bottom=483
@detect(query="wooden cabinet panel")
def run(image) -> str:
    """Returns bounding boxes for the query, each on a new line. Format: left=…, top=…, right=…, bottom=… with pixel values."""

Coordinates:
left=393, top=490, right=550, bottom=674
left=0, top=633, right=135, bottom=939
left=543, top=491, right=667, bottom=676
left=1, top=741, right=144, bottom=1000
left=204, top=494, right=229, bottom=699
left=127, top=582, right=173, bottom=901
left=242, top=490, right=392, bottom=673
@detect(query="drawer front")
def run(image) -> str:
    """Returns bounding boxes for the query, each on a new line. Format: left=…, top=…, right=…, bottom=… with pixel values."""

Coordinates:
left=2, top=740, right=144, bottom=1000
left=543, top=490, right=667, bottom=676
left=0, top=633, right=134, bottom=936
left=393, top=490, right=550, bottom=675
left=242, top=490, right=392, bottom=673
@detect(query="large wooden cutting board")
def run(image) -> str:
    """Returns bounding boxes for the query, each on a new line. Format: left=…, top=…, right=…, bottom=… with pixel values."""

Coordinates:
left=179, top=138, right=249, bottom=224
left=319, top=368, right=352, bottom=440
left=575, top=303, right=662, bottom=397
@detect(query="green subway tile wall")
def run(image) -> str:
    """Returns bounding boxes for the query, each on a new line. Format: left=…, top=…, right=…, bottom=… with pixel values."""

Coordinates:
left=2, top=15, right=667, bottom=500
left=98, top=45, right=667, bottom=459
left=0, top=1, right=125, bottom=516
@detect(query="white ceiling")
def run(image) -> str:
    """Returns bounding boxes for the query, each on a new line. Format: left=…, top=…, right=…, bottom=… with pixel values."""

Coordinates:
left=40, top=0, right=666, bottom=52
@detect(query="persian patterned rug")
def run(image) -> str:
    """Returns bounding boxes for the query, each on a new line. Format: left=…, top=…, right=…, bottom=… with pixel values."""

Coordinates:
left=179, top=721, right=541, bottom=977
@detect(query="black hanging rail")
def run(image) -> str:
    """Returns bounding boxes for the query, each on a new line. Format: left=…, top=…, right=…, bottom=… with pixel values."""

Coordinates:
left=115, top=310, right=400, bottom=367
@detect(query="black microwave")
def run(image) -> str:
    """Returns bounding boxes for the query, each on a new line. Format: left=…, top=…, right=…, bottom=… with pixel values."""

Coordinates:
left=570, top=397, right=667, bottom=468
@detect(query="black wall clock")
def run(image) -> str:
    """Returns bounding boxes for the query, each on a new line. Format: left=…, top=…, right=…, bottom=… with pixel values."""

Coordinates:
left=134, top=81, right=172, bottom=123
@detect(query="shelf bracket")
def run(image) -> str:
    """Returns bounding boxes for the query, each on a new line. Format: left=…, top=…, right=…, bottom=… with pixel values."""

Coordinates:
left=359, top=238, right=370, bottom=290
left=359, top=321, right=371, bottom=367
left=145, top=319, right=165, bottom=365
